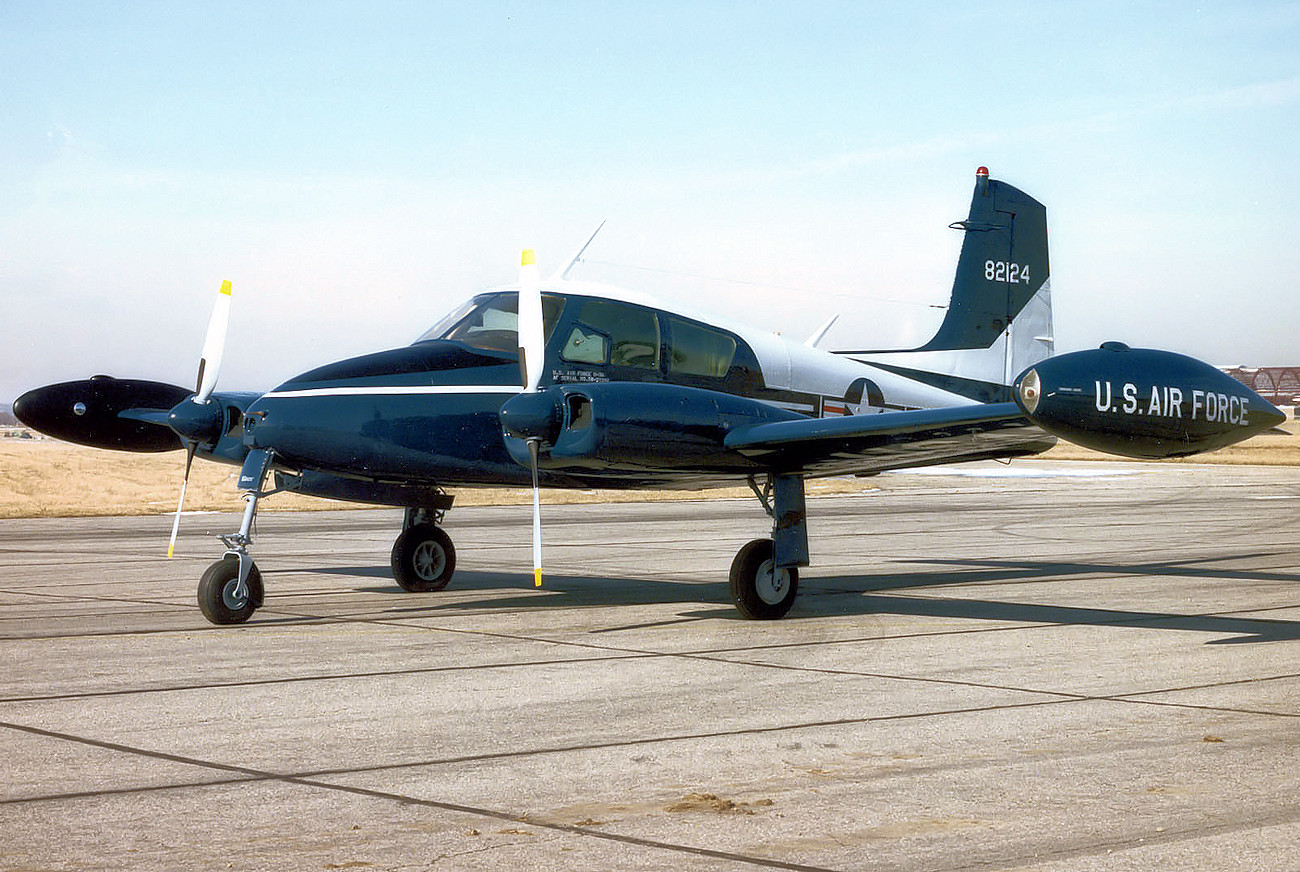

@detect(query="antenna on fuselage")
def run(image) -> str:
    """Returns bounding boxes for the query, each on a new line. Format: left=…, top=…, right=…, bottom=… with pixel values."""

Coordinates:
left=554, top=220, right=607, bottom=281
left=805, top=314, right=840, bottom=348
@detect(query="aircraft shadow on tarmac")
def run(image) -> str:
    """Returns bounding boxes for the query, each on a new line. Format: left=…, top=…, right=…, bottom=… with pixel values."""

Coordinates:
left=300, top=556, right=1300, bottom=644
left=796, top=552, right=1300, bottom=645
left=306, top=566, right=733, bottom=610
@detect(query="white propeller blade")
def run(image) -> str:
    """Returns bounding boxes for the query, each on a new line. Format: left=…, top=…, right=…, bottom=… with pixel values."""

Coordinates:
left=167, top=446, right=196, bottom=558
left=517, top=249, right=546, bottom=586
left=195, top=279, right=232, bottom=404
left=528, top=438, right=542, bottom=587
left=517, top=250, right=544, bottom=392
left=173, top=278, right=230, bottom=555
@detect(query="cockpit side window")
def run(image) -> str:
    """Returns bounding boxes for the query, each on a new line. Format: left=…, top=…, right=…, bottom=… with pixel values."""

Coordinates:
left=420, top=292, right=564, bottom=353
left=560, top=324, right=609, bottom=365
left=668, top=317, right=737, bottom=378
left=564, top=299, right=660, bottom=370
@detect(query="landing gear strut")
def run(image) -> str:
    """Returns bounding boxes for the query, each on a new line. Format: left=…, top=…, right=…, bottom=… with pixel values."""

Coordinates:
left=197, top=448, right=273, bottom=625
left=391, top=501, right=457, bottom=592
left=730, top=473, right=808, bottom=620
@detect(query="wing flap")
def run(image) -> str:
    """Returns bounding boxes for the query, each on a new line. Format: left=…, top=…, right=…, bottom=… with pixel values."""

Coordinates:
left=724, top=402, right=1055, bottom=477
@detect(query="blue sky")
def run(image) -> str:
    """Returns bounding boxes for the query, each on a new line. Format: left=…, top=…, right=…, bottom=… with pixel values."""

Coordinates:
left=3, top=1, right=1298, bottom=403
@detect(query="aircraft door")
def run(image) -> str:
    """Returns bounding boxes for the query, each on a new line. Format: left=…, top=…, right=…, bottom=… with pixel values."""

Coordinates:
left=557, top=299, right=662, bottom=379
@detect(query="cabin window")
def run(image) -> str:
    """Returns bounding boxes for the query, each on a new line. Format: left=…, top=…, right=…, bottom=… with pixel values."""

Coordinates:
left=563, top=299, right=660, bottom=369
left=669, top=318, right=736, bottom=378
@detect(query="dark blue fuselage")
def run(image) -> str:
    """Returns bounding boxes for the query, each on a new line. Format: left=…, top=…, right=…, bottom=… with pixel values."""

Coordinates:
left=245, top=342, right=530, bottom=487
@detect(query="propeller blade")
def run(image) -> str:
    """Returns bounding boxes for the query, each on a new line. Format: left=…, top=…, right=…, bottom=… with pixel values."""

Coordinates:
left=517, top=250, right=544, bottom=392
left=167, top=444, right=197, bottom=557
left=195, top=280, right=232, bottom=404
left=514, top=250, right=546, bottom=586
left=528, top=438, right=542, bottom=587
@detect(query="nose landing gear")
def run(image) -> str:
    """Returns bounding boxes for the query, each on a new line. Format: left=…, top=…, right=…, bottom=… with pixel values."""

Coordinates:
left=196, top=448, right=274, bottom=626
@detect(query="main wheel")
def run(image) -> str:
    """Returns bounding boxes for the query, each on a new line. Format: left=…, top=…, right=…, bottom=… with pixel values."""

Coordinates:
left=729, top=538, right=798, bottom=620
left=391, top=524, right=456, bottom=592
left=198, top=556, right=263, bottom=625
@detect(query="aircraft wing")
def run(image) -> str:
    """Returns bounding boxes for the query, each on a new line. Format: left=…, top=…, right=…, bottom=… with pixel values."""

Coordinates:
left=723, top=402, right=1056, bottom=477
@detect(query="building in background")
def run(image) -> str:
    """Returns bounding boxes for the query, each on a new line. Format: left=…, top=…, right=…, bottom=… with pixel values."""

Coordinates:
left=1221, top=366, right=1300, bottom=411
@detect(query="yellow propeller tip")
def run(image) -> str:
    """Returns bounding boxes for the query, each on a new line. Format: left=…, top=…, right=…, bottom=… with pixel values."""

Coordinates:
left=167, top=543, right=175, bottom=558
left=521, top=249, right=536, bottom=267
left=219, top=280, right=232, bottom=296
left=534, top=568, right=543, bottom=588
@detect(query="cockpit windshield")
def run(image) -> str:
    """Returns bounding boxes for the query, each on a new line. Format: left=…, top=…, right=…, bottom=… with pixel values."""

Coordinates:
left=416, top=292, right=565, bottom=353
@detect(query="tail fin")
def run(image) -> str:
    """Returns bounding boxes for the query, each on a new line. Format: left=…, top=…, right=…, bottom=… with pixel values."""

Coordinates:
left=843, top=167, right=1054, bottom=402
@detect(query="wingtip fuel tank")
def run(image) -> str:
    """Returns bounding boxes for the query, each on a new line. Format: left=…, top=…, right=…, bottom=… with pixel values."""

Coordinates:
left=1013, top=343, right=1286, bottom=459
left=13, top=377, right=192, bottom=453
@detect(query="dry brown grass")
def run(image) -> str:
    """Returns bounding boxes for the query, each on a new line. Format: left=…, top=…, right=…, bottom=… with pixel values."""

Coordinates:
left=1, top=418, right=1294, bottom=519
left=0, top=438, right=762, bottom=518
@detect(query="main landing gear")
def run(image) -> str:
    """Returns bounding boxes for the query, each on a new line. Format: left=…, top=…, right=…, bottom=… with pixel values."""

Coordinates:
left=729, top=473, right=808, bottom=620
left=391, top=506, right=456, bottom=592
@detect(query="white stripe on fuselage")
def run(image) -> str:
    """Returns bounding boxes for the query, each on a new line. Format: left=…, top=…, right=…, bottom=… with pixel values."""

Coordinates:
left=262, top=385, right=521, bottom=399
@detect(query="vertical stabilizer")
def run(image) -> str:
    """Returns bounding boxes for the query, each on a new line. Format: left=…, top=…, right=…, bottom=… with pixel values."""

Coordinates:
left=842, top=168, right=1054, bottom=402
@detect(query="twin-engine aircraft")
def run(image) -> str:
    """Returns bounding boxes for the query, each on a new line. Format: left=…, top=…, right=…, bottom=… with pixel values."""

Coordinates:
left=15, top=168, right=1285, bottom=624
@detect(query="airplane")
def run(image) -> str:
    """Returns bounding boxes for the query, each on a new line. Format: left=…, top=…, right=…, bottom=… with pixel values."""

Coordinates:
left=14, top=168, right=1286, bottom=625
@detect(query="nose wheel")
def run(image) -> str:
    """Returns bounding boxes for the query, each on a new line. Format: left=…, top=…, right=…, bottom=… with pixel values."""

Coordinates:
left=198, top=555, right=264, bottom=624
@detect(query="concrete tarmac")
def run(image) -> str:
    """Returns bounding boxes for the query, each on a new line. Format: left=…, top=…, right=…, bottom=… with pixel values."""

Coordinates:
left=2, top=461, right=1299, bottom=871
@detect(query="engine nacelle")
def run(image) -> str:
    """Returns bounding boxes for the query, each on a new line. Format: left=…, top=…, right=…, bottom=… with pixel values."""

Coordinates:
left=502, top=382, right=803, bottom=474
left=1013, top=343, right=1285, bottom=458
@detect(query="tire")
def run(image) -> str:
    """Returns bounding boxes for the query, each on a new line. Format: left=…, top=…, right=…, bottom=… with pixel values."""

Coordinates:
left=198, top=556, right=263, bottom=625
left=729, top=538, right=798, bottom=620
left=391, top=524, right=456, bottom=592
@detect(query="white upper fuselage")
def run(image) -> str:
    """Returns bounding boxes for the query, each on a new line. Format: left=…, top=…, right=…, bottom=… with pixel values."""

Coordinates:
left=476, top=276, right=982, bottom=417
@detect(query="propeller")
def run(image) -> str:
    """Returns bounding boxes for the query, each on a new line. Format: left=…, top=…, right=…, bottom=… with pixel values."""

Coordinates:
left=167, top=279, right=233, bottom=557
left=196, top=279, right=232, bottom=404
left=167, top=447, right=196, bottom=558
left=517, top=250, right=545, bottom=587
